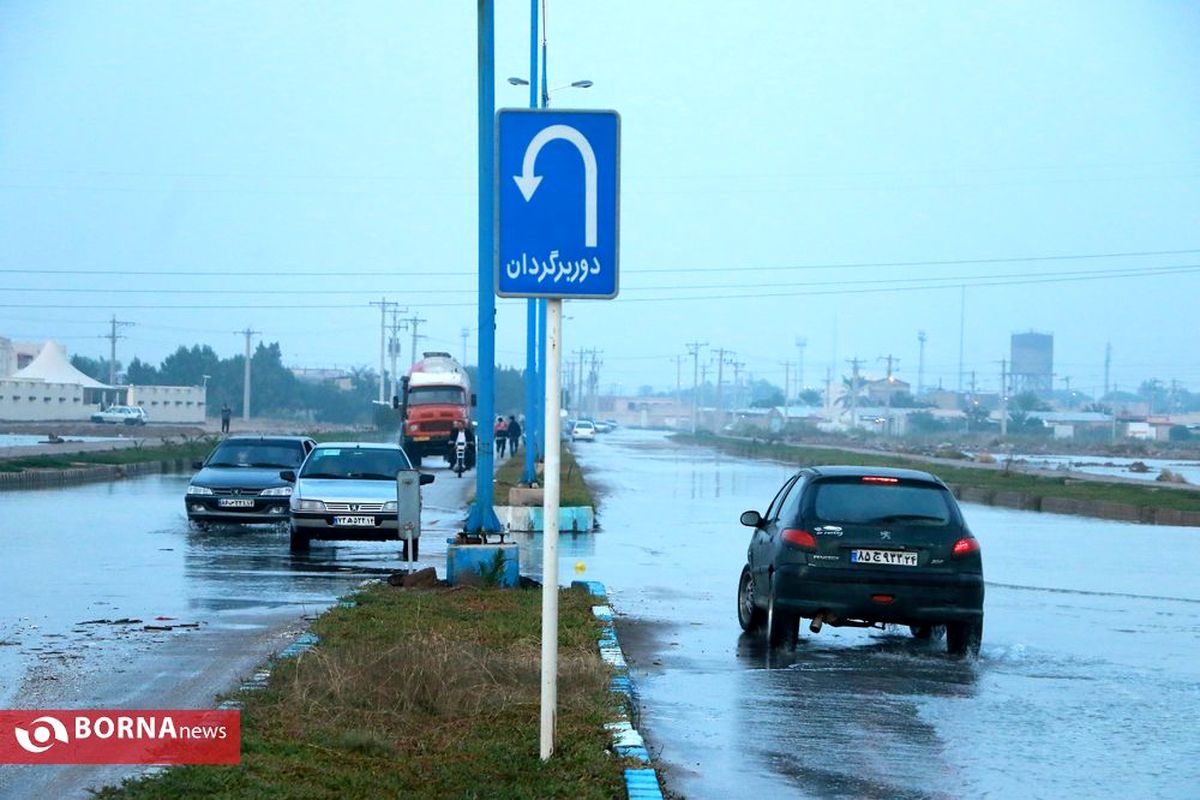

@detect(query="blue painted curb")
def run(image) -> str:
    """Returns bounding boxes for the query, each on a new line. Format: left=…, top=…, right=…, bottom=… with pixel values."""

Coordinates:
left=573, top=580, right=666, bottom=800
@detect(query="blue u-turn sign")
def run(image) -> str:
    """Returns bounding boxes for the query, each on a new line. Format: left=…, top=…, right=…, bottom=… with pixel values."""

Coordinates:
left=496, top=109, right=620, bottom=299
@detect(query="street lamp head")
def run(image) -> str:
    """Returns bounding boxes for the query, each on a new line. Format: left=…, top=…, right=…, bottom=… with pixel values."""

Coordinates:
left=507, top=77, right=530, bottom=86
left=570, top=80, right=594, bottom=88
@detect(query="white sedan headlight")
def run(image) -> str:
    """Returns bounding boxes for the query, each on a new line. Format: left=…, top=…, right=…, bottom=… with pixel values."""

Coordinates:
left=186, top=485, right=214, bottom=496
left=295, top=499, right=326, bottom=512
left=383, top=500, right=398, bottom=512
left=260, top=486, right=293, bottom=497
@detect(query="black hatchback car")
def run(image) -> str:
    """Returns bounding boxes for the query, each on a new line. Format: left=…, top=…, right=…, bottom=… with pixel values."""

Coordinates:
left=736, top=465, right=984, bottom=656
left=185, top=436, right=316, bottom=528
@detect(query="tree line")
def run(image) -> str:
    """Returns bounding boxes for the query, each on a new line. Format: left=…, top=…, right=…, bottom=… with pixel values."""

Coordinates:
left=72, top=344, right=529, bottom=426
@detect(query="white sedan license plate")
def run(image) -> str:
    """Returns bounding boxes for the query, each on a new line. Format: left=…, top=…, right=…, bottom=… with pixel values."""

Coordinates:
left=333, top=515, right=376, bottom=527
left=218, top=498, right=255, bottom=508
left=851, top=549, right=918, bottom=566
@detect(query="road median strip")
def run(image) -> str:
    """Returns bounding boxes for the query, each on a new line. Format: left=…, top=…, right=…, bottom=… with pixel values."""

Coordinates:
left=95, top=581, right=647, bottom=799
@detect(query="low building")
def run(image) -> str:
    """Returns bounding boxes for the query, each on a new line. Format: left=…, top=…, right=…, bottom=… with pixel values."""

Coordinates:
left=0, top=341, right=205, bottom=423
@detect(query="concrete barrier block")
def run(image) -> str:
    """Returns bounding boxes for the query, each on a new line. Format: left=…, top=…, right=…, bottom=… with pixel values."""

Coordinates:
left=960, top=487, right=994, bottom=504
left=1040, top=497, right=1081, bottom=515
left=508, top=486, right=544, bottom=506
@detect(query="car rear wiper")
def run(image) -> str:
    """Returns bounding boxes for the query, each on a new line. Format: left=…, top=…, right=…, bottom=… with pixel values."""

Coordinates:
left=867, top=514, right=947, bottom=524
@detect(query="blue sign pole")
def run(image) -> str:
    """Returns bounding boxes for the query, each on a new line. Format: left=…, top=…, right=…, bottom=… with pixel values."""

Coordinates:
left=522, top=0, right=540, bottom=485
left=468, top=0, right=500, bottom=534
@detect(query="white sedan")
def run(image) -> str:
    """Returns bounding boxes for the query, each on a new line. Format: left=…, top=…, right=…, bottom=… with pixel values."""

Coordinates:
left=570, top=420, right=597, bottom=442
left=90, top=405, right=148, bottom=425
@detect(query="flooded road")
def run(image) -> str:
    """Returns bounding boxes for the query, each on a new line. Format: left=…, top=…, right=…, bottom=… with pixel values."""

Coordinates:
left=523, top=431, right=1200, bottom=800
left=0, top=462, right=470, bottom=798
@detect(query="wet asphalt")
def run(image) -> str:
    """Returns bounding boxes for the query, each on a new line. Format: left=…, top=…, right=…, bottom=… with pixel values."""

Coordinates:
left=3, top=431, right=1199, bottom=798
left=519, top=431, right=1200, bottom=800
left=0, top=455, right=473, bottom=798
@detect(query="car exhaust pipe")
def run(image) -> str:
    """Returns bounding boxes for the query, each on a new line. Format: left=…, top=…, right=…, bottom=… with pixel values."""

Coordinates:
left=810, top=613, right=824, bottom=634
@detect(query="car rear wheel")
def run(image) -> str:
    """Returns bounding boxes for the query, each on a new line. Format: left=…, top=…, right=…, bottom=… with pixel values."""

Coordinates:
left=946, top=617, right=983, bottom=657
left=766, top=573, right=798, bottom=646
left=289, top=526, right=310, bottom=552
left=737, top=565, right=765, bottom=632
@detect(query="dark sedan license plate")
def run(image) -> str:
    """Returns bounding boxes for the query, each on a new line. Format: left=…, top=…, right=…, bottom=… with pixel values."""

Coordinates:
left=851, top=549, right=918, bottom=566
left=333, top=515, right=376, bottom=527
left=218, top=498, right=255, bottom=508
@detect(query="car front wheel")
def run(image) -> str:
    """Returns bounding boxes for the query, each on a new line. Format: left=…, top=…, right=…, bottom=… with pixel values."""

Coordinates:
left=737, top=565, right=765, bottom=632
left=289, top=526, right=310, bottom=552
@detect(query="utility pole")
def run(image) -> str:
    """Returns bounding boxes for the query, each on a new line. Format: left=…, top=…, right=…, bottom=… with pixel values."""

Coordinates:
left=732, top=361, right=745, bottom=412
left=1000, top=359, right=1009, bottom=437
left=672, top=355, right=683, bottom=410
left=957, top=285, right=966, bottom=396
left=781, top=361, right=793, bottom=406
left=461, top=327, right=470, bottom=367
left=407, top=314, right=428, bottom=371
left=795, top=336, right=807, bottom=394
left=1063, top=375, right=1072, bottom=408
left=713, top=348, right=733, bottom=427
left=686, top=341, right=705, bottom=433
left=105, top=315, right=134, bottom=385
left=878, top=355, right=900, bottom=435
left=1104, top=341, right=1112, bottom=399
left=236, top=327, right=260, bottom=422
left=388, top=308, right=409, bottom=402
left=917, top=330, right=927, bottom=397
left=846, top=357, right=863, bottom=430
left=369, top=298, right=400, bottom=403
left=824, top=367, right=832, bottom=412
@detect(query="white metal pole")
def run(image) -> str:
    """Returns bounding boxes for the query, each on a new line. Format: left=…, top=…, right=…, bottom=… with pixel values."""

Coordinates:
left=539, top=298, right=563, bottom=761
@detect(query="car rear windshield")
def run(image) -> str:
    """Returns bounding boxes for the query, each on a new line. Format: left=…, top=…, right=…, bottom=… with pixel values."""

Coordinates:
left=300, top=448, right=412, bottom=480
left=409, top=387, right=465, bottom=406
left=206, top=443, right=305, bottom=469
left=810, top=479, right=954, bottom=526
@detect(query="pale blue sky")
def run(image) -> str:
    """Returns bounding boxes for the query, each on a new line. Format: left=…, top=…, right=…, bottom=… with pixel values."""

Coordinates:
left=1, top=1, right=1197, bottom=396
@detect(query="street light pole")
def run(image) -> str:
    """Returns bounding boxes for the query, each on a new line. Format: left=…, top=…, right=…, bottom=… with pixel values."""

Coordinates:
left=467, top=0, right=500, bottom=534
left=523, top=0, right=541, bottom=485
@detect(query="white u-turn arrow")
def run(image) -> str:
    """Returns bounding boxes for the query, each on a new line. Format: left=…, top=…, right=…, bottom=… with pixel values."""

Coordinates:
left=513, top=124, right=598, bottom=247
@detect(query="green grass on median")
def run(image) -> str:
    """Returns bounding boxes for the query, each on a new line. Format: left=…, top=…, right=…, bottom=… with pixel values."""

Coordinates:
left=678, top=434, right=1200, bottom=515
left=493, top=446, right=596, bottom=508
left=95, top=583, right=628, bottom=800
left=0, top=439, right=216, bottom=473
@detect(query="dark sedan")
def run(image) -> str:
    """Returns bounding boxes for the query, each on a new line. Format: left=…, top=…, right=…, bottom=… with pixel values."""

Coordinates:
left=185, top=436, right=316, bottom=528
left=736, top=465, right=984, bottom=656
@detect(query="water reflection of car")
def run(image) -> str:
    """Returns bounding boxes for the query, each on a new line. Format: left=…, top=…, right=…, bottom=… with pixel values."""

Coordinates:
left=90, top=405, right=148, bottom=425
left=285, top=442, right=434, bottom=554
left=736, top=465, right=984, bottom=657
left=570, top=420, right=596, bottom=442
left=185, top=436, right=315, bottom=528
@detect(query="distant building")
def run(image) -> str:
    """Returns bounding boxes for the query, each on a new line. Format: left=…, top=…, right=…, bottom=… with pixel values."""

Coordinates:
left=291, top=367, right=354, bottom=391
left=1011, top=331, right=1054, bottom=396
left=864, top=377, right=911, bottom=405
left=0, top=340, right=204, bottom=423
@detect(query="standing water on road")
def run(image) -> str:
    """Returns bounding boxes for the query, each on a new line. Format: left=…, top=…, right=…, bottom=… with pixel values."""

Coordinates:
left=533, top=431, right=1200, bottom=799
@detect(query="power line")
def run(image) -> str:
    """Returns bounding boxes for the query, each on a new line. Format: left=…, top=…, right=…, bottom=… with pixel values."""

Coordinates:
left=4, top=263, right=1200, bottom=310
left=0, top=247, right=1195, bottom=277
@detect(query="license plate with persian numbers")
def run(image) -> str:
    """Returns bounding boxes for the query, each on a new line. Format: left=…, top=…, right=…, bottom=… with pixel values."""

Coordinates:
left=333, top=515, right=376, bottom=527
left=850, top=549, right=918, bottom=567
left=218, top=498, right=255, bottom=508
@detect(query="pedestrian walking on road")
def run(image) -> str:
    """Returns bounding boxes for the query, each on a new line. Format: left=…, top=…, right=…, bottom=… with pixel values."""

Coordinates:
left=494, top=416, right=508, bottom=457
left=506, top=415, right=522, bottom=455
left=220, top=403, right=231, bottom=433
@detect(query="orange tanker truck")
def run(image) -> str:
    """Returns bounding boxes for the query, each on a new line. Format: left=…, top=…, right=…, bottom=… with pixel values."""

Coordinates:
left=394, top=352, right=477, bottom=469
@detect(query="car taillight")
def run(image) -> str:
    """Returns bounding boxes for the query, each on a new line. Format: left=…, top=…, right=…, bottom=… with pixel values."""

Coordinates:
left=952, top=537, right=980, bottom=557
left=781, top=528, right=817, bottom=549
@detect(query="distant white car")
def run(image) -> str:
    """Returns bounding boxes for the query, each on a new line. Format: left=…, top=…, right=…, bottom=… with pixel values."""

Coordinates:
left=571, top=420, right=596, bottom=442
left=90, top=405, right=148, bottom=425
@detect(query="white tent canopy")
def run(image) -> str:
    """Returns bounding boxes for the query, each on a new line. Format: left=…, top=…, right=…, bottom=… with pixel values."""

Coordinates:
left=11, top=341, right=111, bottom=388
